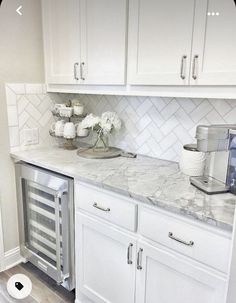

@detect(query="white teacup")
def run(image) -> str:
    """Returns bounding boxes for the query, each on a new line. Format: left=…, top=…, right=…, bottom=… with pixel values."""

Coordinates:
left=51, top=120, right=65, bottom=137
left=59, top=107, right=73, bottom=118
left=53, top=104, right=66, bottom=114
left=63, top=122, right=77, bottom=139
left=77, top=123, right=89, bottom=137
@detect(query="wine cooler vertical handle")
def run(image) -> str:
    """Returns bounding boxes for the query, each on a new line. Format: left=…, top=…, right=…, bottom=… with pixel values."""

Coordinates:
left=60, top=191, right=70, bottom=279
left=54, top=191, right=65, bottom=283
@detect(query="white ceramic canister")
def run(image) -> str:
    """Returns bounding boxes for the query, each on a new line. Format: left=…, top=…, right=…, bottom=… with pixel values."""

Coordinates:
left=77, top=123, right=89, bottom=137
left=179, top=144, right=206, bottom=176
left=71, top=99, right=84, bottom=115
left=73, top=102, right=84, bottom=116
left=51, top=120, right=65, bottom=137
left=63, top=122, right=76, bottom=139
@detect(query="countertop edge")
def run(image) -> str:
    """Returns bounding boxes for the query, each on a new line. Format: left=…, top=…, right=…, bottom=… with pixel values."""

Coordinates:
left=10, top=152, right=233, bottom=232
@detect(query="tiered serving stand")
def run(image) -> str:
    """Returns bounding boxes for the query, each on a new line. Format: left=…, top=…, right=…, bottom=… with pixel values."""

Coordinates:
left=49, top=110, right=89, bottom=150
left=49, top=104, right=127, bottom=159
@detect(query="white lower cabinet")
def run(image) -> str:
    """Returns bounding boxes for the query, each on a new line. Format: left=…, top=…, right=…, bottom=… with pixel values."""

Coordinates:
left=76, top=212, right=137, bottom=303
left=75, top=183, right=229, bottom=303
left=136, top=241, right=227, bottom=303
left=76, top=212, right=227, bottom=303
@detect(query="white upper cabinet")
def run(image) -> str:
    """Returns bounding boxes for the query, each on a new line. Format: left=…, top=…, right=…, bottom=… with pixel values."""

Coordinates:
left=42, top=0, right=80, bottom=84
left=127, top=0, right=195, bottom=85
left=80, top=0, right=128, bottom=85
left=191, top=0, right=236, bottom=85
left=42, top=0, right=236, bottom=91
left=42, top=0, right=128, bottom=86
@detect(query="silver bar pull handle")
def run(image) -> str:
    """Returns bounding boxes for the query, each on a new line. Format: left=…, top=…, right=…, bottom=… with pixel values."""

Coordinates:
left=192, top=55, right=199, bottom=80
left=74, top=63, right=79, bottom=80
left=80, top=62, right=85, bottom=80
left=137, top=248, right=143, bottom=270
left=180, top=55, right=187, bottom=80
left=93, top=202, right=110, bottom=212
left=168, top=232, right=194, bottom=247
left=127, top=243, right=133, bottom=265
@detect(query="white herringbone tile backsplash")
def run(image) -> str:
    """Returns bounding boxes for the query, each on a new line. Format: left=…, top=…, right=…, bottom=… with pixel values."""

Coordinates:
left=6, top=83, right=58, bottom=150
left=6, top=84, right=236, bottom=161
left=76, top=94, right=236, bottom=161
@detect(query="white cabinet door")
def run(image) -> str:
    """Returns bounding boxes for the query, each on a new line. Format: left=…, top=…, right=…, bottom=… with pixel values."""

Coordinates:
left=190, top=0, right=236, bottom=85
left=127, top=0, right=195, bottom=85
left=136, top=241, right=227, bottom=303
left=80, top=0, right=128, bottom=85
left=42, top=0, right=80, bottom=84
left=76, top=212, right=136, bottom=303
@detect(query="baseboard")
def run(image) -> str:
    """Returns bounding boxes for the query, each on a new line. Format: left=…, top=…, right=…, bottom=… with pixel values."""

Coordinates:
left=3, top=246, right=24, bottom=270
left=76, top=292, right=94, bottom=303
left=75, top=299, right=93, bottom=303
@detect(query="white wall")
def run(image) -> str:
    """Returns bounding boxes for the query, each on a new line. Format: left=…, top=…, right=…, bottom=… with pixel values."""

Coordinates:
left=0, top=0, right=44, bottom=252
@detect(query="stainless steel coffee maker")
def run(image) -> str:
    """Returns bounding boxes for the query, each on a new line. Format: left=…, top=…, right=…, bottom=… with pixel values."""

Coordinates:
left=190, top=124, right=236, bottom=194
left=226, top=129, right=236, bottom=194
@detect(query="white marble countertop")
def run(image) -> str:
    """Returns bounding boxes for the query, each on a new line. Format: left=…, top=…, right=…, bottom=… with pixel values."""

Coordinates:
left=11, top=147, right=236, bottom=231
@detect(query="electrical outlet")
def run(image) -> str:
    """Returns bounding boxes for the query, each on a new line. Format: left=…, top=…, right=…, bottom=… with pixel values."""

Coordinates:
left=23, top=128, right=39, bottom=145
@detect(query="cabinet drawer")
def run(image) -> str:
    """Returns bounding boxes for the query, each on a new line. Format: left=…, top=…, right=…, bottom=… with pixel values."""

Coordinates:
left=75, top=182, right=137, bottom=232
left=138, top=206, right=231, bottom=273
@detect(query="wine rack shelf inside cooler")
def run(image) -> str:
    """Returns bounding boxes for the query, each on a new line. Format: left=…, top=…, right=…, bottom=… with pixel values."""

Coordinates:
left=25, top=181, right=63, bottom=267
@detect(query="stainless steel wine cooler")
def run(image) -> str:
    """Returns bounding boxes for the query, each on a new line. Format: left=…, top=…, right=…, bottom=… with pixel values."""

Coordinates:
left=15, top=162, right=75, bottom=290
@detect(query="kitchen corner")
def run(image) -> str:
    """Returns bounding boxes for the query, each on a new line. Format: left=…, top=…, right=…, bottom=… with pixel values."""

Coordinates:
left=2, top=1, right=236, bottom=302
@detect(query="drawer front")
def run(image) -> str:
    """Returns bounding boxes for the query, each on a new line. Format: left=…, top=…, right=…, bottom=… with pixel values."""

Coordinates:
left=75, top=182, right=137, bottom=231
left=139, top=206, right=231, bottom=273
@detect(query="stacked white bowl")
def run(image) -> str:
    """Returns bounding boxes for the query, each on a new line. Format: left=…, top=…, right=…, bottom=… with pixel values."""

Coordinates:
left=179, top=144, right=206, bottom=176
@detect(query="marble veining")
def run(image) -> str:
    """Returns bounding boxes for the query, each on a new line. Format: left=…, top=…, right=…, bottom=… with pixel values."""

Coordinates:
left=11, top=147, right=236, bottom=231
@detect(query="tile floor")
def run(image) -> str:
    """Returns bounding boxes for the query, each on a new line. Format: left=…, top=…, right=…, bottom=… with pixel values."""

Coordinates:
left=0, top=263, right=75, bottom=302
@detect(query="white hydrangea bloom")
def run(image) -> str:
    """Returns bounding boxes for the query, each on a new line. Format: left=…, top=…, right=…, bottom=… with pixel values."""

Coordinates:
left=101, top=112, right=122, bottom=132
left=80, top=111, right=121, bottom=135
left=80, top=114, right=100, bottom=129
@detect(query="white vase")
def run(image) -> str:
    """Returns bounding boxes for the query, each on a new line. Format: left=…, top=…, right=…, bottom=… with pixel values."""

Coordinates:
left=93, top=131, right=109, bottom=152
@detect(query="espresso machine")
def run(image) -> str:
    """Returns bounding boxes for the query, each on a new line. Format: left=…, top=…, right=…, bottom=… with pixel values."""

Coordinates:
left=190, top=124, right=236, bottom=195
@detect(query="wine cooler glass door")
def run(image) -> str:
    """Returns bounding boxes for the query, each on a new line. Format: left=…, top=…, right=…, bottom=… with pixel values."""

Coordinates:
left=21, top=178, right=69, bottom=284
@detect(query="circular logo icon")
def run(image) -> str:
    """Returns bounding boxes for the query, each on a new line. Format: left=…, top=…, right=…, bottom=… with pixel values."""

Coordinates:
left=7, top=274, right=32, bottom=300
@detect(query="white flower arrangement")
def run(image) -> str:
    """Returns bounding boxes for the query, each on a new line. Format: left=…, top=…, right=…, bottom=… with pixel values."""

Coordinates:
left=81, top=112, right=121, bottom=135
left=80, top=114, right=101, bottom=129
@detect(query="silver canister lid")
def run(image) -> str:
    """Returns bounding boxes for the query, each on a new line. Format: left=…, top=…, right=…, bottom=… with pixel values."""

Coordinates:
left=183, top=144, right=198, bottom=152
